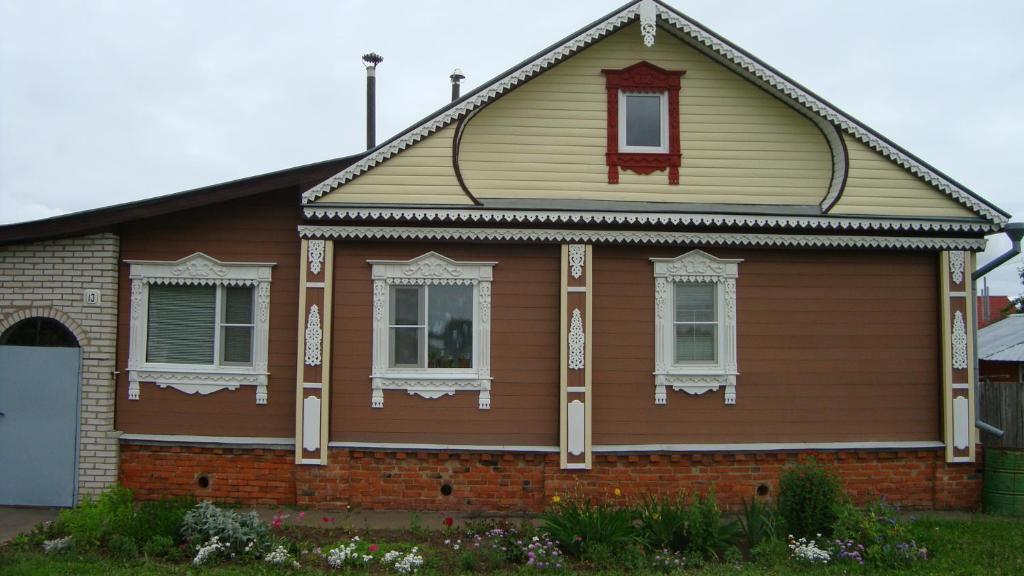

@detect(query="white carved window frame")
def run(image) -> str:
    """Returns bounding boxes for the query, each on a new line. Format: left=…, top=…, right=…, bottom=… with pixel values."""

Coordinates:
left=369, top=252, right=495, bottom=410
left=126, top=253, right=274, bottom=404
left=651, top=249, right=741, bottom=406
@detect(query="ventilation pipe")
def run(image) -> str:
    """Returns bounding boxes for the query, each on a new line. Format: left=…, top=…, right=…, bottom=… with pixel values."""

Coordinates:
left=450, top=68, right=465, bottom=102
left=971, top=221, right=1024, bottom=438
left=362, top=52, right=383, bottom=150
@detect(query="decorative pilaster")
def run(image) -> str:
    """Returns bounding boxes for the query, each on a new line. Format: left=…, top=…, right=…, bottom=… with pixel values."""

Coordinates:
left=560, top=244, right=593, bottom=470
left=940, top=250, right=975, bottom=463
left=295, top=239, right=335, bottom=465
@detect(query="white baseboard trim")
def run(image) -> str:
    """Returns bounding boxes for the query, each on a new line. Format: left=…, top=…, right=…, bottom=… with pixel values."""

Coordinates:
left=592, top=441, right=945, bottom=453
left=327, top=441, right=560, bottom=453
left=118, top=433, right=294, bottom=447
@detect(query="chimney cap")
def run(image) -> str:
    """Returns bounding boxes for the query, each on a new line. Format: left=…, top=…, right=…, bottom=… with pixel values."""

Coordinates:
left=450, top=68, right=465, bottom=82
left=362, top=52, right=384, bottom=68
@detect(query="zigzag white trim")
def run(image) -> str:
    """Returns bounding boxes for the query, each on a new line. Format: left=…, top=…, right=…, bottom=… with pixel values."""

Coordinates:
left=298, top=225, right=986, bottom=252
left=303, top=206, right=996, bottom=234
left=301, top=1, right=1006, bottom=226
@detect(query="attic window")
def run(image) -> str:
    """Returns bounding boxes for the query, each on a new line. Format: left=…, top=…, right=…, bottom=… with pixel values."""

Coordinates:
left=602, top=61, right=685, bottom=184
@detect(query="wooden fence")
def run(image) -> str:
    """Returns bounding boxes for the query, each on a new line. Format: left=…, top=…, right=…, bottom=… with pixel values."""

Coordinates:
left=980, top=380, right=1024, bottom=449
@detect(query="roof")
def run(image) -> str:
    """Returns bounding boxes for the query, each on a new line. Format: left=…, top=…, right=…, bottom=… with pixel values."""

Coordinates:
left=979, top=314, right=1024, bottom=362
left=302, top=0, right=1010, bottom=226
left=0, top=153, right=365, bottom=246
left=977, top=295, right=1015, bottom=329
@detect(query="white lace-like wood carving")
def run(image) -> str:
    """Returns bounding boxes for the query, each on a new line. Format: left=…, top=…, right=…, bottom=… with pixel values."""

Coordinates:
left=368, top=252, right=496, bottom=410
left=307, top=240, right=325, bottom=276
left=639, top=0, right=657, bottom=47
left=304, top=304, right=322, bottom=367
left=568, top=244, right=586, bottom=279
left=568, top=309, right=585, bottom=370
left=652, top=250, right=741, bottom=405
left=952, top=310, right=968, bottom=370
left=126, top=253, right=273, bottom=404
left=949, top=251, right=965, bottom=286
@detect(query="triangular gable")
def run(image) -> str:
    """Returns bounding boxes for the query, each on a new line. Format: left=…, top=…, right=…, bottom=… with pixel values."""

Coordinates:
left=303, top=0, right=1007, bottom=225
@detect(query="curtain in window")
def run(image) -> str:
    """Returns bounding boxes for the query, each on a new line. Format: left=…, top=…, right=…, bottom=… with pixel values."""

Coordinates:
left=146, top=285, right=216, bottom=364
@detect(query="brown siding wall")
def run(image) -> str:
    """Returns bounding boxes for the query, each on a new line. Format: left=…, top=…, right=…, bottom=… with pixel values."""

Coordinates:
left=593, top=246, right=941, bottom=445
left=115, top=189, right=300, bottom=437
left=331, top=243, right=560, bottom=446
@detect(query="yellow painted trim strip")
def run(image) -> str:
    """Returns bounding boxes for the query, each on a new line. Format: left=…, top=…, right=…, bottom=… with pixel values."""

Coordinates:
left=964, top=252, right=976, bottom=462
left=319, top=241, right=335, bottom=465
left=559, top=244, right=568, bottom=469
left=294, top=239, right=309, bottom=465
left=584, top=244, right=593, bottom=470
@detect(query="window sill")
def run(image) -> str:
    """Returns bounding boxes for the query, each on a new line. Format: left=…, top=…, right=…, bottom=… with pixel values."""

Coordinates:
left=654, top=370, right=737, bottom=406
left=370, top=372, right=492, bottom=410
left=128, top=366, right=269, bottom=404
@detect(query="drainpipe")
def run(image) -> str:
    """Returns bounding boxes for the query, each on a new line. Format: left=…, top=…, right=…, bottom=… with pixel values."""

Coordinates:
left=971, top=221, right=1024, bottom=437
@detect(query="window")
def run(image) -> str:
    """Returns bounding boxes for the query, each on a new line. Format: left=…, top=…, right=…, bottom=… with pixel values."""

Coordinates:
left=126, top=253, right=273, bottom=404
left=602, top=61, right=685, bottom=184
left=620, top=91, right=668, bottom=152
left=651, top=250, right=740, bottom=406
left=369, top=252, right=495, bottom=410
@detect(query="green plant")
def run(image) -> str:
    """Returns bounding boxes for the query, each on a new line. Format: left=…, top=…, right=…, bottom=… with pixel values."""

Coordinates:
left=181, top=500, right=269, bottom=554
left=737, top=498, right=779, bottom=549
left=833, top=499, right=928, bottom=567
left=57, top=485, right=135, bottom=549
left=777, top=459, right=843, bottom=539
left=634, top=494, right=691, bottom=552
left=106, top=533, right=138, bottom=560
left=541, top=495, right=634, bottom=558
left=686, top=491, right=740, bottom=560
left=751, top=537, right=789, bottom=566
left=130, top=497, right=193, bottom=546
left=141, top=535, right=175, bottom=558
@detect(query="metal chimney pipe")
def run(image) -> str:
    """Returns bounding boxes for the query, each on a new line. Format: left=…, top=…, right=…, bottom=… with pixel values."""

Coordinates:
left=362, top=52, right=383, bottom=150
left=449, top=68, right=465, bottom=102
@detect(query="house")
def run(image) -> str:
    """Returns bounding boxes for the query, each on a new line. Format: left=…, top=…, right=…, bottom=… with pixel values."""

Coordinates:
left=977, top=294, right=1015, bottom=329
left=979, top=315, right=1024, bottom=384
left=0, top=0, right=1012, bottom=511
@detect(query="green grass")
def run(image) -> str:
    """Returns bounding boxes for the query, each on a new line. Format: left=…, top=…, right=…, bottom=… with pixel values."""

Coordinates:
left=1, top=515, right=1022, bottom=575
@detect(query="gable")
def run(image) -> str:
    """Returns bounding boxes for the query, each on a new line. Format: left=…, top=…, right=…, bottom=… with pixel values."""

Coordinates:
left=304, top=0, right=1007, bottom=226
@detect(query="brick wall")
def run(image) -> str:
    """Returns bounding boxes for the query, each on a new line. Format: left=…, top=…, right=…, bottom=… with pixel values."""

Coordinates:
left=0, top=233, right=120, bottom=500
left=120, top=444, right=983, bottom=513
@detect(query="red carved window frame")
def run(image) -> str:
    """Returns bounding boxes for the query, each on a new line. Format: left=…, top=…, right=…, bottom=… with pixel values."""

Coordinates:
left=601, top=61, right=685, bottom=184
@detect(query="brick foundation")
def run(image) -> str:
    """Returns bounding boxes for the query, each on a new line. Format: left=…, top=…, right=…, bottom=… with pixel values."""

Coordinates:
left=120, top=444, right=983, bottom=512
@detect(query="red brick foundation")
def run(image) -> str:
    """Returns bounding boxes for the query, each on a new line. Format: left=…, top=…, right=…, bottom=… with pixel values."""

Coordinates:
left=120, top=444, right=983, bottom=512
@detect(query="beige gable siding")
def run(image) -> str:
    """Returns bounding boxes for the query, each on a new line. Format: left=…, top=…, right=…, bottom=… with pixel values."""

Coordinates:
left=831, top=135, right=976, bottom=218
left=458, top=23, right=833, bottom=205
left=316, top=125, right=472, bottom=205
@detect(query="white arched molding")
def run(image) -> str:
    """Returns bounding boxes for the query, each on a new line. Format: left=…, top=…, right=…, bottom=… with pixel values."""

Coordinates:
left=126, top=253, right=274, bottom=404
left=651, top=250, right=741, bottom=405
left=368, top=252, right=495, bottom=410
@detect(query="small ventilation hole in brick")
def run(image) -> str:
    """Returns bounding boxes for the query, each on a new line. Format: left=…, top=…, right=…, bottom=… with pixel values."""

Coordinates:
left=756, top=484, right=769, bottom=497
left=440, top=483, right=453, bottom=496
left=197, top=474, right=211, bottom=489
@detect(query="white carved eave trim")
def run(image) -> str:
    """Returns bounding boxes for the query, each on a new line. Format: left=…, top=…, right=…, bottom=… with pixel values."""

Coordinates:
left=949, top=251, right=965, bottom=286
left=301, top=225, right=987, bottom=252
left=128, top=369, right=269, bottom=404
left=301, top=2, right=1006, bottom=225
left=639, top=0, right=657, bottom=46
left=369, top=251, right=496, bottom=283
left=568, top=244, right=586, bottom=279
left=127, top=252, right=275, bottom=285
left=303, top=206, right=999, bottom=235
left=371, top=375, right=492, bottom=410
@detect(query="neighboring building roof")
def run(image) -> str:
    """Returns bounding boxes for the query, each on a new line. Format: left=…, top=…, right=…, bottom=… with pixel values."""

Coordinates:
left=301, top=0, right=1010, bottom=226
left=977, top=295, right=1015, bottom=329
left=0, top=153, right=365, bottom=246
left=979, top=314, right=1024, bottom=362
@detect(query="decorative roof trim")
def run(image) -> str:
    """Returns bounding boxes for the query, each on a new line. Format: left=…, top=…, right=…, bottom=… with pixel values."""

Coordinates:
left=301, top=1, right=1006, bottom=225
left=299, top=225, right=986, bottom=252
left=303, top=206, right=997, bottom=234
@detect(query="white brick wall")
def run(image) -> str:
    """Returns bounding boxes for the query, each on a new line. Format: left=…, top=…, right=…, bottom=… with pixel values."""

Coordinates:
left=0, top=233, right=119, bottom=501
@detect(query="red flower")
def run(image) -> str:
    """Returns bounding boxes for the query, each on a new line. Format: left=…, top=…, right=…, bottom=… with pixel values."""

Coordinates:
left=322, top=516, right=334, bottom=523
left=443, top=516, right=454, bottom=527
left=369, top=544, right=379, bottom=553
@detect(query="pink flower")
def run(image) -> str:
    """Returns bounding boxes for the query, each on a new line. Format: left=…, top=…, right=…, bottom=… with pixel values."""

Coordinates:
left=322, top=516, right=333, bottom=523
left=369, top=544, right=379, bottom=553
left=298, top=511, right=305, bottom=520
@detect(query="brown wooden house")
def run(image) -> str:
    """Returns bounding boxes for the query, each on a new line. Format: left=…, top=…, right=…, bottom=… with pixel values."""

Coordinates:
left=0, top=0, right=1012, bottom=511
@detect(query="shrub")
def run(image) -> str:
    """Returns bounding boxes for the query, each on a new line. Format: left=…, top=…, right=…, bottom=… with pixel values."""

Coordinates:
left=738, top=497, right=780, bottom=549
left=686, top=491, right=740, bottom=561
left=131, top=497, right=193, bottom=545
left=634, top=495, right=690, bottom=552
left=107, top=533, right=138, bottom=560
left=833, top=499, right=927, bottom=567
left=181, top=501, right=269, bottom=554
left=57, top=485, right=135, bottom=549
left=141, top=535, right=176, bottom=558
left=777, top=459, right=843, bottom=539
left=541, top=495, right=634, bottom=558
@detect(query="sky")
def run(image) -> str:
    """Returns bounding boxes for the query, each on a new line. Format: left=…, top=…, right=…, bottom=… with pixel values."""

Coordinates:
left=1, top=0, right=1022, bottom=295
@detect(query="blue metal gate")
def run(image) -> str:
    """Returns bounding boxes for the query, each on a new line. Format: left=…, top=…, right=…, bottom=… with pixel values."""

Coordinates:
left=0, top=346, right=80, bottom=507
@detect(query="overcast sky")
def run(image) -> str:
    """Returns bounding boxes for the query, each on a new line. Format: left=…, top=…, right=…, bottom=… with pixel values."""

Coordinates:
left=1, top=0, right=1022, bottom=295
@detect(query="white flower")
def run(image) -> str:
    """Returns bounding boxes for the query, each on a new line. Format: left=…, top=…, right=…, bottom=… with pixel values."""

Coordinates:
left=42, top=536, right=72, bottom=554
left=263, top=545, right=300, bottom=568
left=193, top=536, right=226, bottom=566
